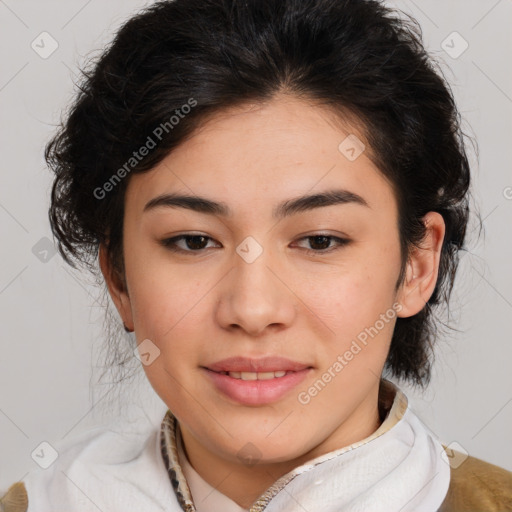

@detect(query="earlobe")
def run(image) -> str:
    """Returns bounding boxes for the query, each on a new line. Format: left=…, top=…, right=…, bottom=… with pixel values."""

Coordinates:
left=98, top=243, right=135, bottom=331
left=396, top=212, right=446, bottom=318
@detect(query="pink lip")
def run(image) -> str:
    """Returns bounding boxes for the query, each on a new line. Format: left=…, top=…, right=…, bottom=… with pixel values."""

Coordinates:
left=202, top=367, right=313, bottom=406
left=205, top=356, right=311, bottom=373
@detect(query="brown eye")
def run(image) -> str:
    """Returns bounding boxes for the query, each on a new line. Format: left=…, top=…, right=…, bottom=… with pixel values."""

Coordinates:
left=295, top=234, right=350, bottom=254
left=161, top=234, right=220, bottom=253
left=308, top=235, right=332, bottom=250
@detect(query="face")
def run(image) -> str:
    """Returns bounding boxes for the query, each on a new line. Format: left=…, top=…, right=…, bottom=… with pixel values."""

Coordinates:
left=102, top=94, right=443, bottom=477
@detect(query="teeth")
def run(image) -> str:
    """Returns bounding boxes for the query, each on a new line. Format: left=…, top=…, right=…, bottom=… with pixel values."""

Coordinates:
left=223, top=370, right=289, bottom=380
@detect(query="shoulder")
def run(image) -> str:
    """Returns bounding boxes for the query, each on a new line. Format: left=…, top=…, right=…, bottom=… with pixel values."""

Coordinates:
left=0, top=482, right=28, bottom=512
left=439, top=447, right=512, bottom=512
left=0, top=427, right=109, bottom=512
left=1, top=423, right=177, bottom=512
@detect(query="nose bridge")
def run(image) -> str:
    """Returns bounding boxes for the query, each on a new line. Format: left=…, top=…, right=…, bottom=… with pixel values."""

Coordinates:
left=232, top=235, right=277, bottom=303
left=216, top=235, right=295, bottom=334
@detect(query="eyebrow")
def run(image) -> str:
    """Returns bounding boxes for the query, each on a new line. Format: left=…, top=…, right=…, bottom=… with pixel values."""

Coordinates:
left=143, top=188, right=369, bottom=219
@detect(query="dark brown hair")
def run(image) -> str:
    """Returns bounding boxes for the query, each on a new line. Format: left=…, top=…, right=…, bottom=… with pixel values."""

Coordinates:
left=46, top=0, right=476, bottom=387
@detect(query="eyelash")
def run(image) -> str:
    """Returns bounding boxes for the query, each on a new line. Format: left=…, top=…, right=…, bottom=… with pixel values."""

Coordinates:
left=160, top=233, right=350, bottom=256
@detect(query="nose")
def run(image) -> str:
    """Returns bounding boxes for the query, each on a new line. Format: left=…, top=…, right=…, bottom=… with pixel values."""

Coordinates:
left=215, top=243, right=297, bottom=336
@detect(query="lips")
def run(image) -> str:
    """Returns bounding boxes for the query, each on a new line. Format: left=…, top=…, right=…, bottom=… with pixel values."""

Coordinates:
left=205, top=356, right=312, bottom=373
left=202, top=366, right=312, bottom=405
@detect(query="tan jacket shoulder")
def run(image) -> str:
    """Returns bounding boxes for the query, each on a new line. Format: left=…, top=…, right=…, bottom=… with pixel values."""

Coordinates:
left=439, top=449, right=512, bottom=511
left=0, top=482, right=28, bottom=512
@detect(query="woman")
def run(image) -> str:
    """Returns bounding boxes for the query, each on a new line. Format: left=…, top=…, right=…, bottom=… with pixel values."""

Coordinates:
left=2, top=0, right=511, bottom=510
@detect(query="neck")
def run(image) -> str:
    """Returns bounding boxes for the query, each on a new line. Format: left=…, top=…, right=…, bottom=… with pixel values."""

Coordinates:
left=178, top=384, right=385, bottom=509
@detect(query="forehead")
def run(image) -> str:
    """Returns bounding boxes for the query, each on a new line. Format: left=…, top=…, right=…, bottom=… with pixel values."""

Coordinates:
left=124, top=95, right=397, bottom=221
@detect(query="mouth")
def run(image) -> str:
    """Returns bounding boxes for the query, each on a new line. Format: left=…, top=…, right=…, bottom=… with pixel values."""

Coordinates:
left=209, top=369, right=297, bottom=380
left=204, top=355, right=312, bottom=374
left=201, top=361, right=313, bottom=406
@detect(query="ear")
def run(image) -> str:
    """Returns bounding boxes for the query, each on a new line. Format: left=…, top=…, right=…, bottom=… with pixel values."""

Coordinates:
left=99, top=243, right=134, bottom=331
left=396, top=211, right=446, bottom=318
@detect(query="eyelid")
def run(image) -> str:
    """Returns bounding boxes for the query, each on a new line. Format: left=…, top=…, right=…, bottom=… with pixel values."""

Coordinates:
left=160, top=233, right=220, bottom=252
left=160, top=232, right=351, bottom=255
left=292, top=234, right=350, bottom=254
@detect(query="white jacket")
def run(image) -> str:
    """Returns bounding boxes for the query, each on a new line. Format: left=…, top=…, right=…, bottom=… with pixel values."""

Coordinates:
left=6, top=380, right=451, bottom=512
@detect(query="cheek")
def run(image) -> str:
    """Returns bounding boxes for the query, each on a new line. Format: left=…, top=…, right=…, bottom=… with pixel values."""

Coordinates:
left=130, top=273, right=210, bottom=406
left=130, top=279, right=208, bottom=344
left=124, top=237, right=209, bottom=340
left=300, top=264, right=397, bottom=336
left=297, top=243, right=401, bottom=371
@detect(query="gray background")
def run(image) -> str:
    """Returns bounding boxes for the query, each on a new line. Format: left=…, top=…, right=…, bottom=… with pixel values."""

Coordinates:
left=1, top=0, right=511, bottom=489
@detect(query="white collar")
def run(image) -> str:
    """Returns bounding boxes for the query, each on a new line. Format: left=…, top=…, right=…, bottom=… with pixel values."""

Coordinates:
left=160, top=379, right=451, bottom=512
